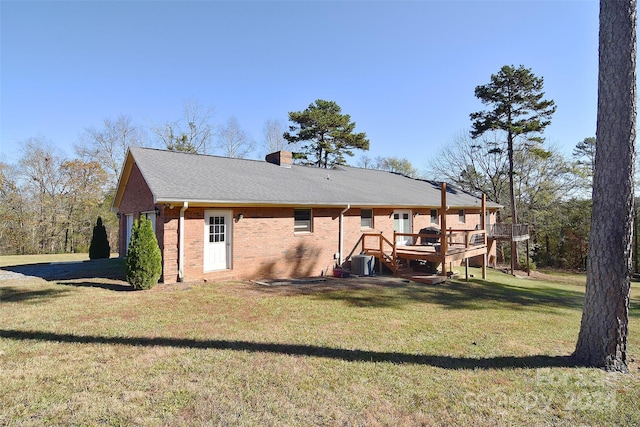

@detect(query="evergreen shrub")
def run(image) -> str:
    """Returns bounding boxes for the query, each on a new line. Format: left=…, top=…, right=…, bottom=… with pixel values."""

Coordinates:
left=89, top=217, right=111, bottom=259
left=125, top=216, right=162, bottom=290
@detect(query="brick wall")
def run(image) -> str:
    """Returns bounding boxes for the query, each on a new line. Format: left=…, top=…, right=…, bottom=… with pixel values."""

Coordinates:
left=116, top=162, right=497, bottom=283
left=117, top=163, right=156, bottom=258
left=159, top=206, right=497, bottom=284
left=168, top=207, right=345, bottom=282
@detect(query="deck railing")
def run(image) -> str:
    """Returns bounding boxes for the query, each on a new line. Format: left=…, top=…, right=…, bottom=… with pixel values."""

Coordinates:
left=487, top=223, right=530, bottom=240
left=353, top=233, right=397, bottom=271
left=347, top=229, right=488, bottom=274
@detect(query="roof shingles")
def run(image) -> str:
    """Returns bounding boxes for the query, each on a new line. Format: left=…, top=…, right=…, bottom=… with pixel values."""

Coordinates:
left=127, top=147, right=500, bottom=209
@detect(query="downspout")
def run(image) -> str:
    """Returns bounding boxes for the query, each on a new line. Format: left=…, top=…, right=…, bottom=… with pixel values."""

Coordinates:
left=440, top=183, right=448, bottom=277
left=178, top=202, right=188, bottom=282
left=338, top=204, right=351, bottom=264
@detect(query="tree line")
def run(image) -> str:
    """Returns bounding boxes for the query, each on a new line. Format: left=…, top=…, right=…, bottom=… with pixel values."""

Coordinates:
left=0, top=98, right=385, bottom=255
left=425, top=130, right=600, bottom=271
left=0, top=68, right=627, bottom=273
left=2, top=5, right=637, bottom=374
left=0, top=100, right=281, bottom=255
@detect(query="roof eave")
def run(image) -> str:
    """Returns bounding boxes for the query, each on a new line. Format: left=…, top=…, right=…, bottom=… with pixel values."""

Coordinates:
left=111, top=148, right=135, bottom=211
left=154, top=198, right=502, bottom=210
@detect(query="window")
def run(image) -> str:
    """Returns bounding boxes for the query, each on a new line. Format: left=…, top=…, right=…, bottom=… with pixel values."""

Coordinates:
left=458, top=209, right=466, bottom=224
left=430, top=209, right=438, bottom=224
left=361, top=209, right=373, bottom=228
left=208, top=215, right=226, bottom=243
left=142, top=211, right=156, bottom=233
left=294, top=209, right=312, bottom=233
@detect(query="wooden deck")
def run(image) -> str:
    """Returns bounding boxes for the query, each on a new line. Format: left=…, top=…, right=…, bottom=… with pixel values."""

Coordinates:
left=348, top=229, right=488, bottom=280
left=343, top=182, right=491, bottom=282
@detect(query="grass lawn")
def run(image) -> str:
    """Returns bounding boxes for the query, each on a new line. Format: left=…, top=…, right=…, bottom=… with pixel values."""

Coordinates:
left=0, top=256, right=639, bottom=426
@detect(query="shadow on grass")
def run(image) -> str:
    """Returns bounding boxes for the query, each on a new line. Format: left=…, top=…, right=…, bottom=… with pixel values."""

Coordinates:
left=312, top=278, right=585, bottom=312
left=630, top=298, right=639, bottom=318
left=0, top=287, right=70, bottom=303
left=56, top=281, right=134, bottom=292
left=1, top=258, right=125, bottom=281
left=0, top=328, right=579, bottom=370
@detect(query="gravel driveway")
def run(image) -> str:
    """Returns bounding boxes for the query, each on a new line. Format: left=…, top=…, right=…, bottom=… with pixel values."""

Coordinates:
left=0, top=259, right=125, bottom=282
left=0, top=270, right=30, bottom=281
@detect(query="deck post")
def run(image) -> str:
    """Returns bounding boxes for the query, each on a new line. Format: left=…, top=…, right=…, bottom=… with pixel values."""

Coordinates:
left=392, top=231, right=397, bottom=270
left=440, top=183, right=448, bottom=277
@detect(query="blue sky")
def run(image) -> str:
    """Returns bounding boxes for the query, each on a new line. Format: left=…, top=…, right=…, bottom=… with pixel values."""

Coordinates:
left=1, top=1, right=599, bottom=167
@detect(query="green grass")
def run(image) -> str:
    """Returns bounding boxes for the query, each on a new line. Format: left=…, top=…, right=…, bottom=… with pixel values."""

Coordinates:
left=1, top=256, right=639, bottom=426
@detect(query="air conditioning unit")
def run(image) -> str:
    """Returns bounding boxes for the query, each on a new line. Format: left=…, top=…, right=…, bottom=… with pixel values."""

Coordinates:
left=351, top=254, right=374, bottom=276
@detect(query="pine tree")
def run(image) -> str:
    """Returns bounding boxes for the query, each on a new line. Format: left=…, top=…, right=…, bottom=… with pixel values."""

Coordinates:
left=88, top=217, right=110, bottom=259
left=125, top=216, right=162, bottom=290
left=574, top=0, right=635, bottom=372
left=284, top=99, right=369, bottom=168
left=470, top=65, right=556, bottom=271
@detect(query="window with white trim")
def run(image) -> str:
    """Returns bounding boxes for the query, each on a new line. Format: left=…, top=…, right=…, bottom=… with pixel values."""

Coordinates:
left=294, top=209, right=312, bottom=233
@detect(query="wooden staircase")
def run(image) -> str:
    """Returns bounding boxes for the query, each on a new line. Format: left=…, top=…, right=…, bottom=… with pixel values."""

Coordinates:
left=346, top=233, right=398, bottom=274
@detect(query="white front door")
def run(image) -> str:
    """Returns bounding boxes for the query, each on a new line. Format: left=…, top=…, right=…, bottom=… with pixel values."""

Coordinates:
left=393, top=210, right=412, bottom=245
left=204, top=210, right=232, bottom=271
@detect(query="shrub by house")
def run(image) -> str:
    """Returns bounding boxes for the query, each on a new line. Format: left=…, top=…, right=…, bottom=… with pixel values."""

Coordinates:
left=125, top=216, right=162, bottom=290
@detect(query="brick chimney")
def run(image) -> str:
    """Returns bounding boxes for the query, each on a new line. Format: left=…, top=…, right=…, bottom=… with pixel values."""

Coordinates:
left=265, top=151, right=292, bottom=167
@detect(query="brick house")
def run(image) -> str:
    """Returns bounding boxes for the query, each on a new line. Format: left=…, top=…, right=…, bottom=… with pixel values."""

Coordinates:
left=112, top=147, right=501, bottom=283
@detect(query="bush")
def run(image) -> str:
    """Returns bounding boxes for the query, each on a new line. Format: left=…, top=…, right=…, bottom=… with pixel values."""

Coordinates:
left=89, top=217, right=111, bottom=259
left=125, top=216, right=162, bottom=290
left=519, top=257, right=536, bottom=272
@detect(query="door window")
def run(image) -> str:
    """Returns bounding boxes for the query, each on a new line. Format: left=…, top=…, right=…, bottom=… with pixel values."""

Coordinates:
left=209, top=216, right=226, bottom=243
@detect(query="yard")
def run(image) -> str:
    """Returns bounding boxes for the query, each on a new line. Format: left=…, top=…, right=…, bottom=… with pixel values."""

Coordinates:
left=0, top=255, right=639, bottom=426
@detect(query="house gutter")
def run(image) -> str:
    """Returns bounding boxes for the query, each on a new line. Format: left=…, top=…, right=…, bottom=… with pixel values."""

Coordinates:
left=178, top=202, right=188, bottom=282
left=338, top=204, right=351, bottom=265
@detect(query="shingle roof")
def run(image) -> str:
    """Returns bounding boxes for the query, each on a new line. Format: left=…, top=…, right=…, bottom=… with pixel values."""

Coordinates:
left=117, top=147, right=501, bottom=209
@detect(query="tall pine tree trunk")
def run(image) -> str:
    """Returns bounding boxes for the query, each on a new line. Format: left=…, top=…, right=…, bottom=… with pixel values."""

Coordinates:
left=507, top=128, right=519, bottom=274
left=574, top=0, right=636, bottom=372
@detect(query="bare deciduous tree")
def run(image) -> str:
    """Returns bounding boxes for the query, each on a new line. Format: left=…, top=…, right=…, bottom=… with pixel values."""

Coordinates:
left=356, top=155, right=374, bottom=169
left=262, top=119, right=289, bottom=155
left=372, top=156, right=419, bottom=178
left=0, top=162, right=28, bottom=254
left=154, top=99, right=215, bottom=155
left=76, top=114, right=147, bottom=188
left=5, top=137, right=112, bottom=255
left=59, top=159, right=109, bottom=252
left=425, top=130, right=510, bottom=206
left=216, top=117, right=255, bottom=159
left=18, top=138, right=68, bottom=253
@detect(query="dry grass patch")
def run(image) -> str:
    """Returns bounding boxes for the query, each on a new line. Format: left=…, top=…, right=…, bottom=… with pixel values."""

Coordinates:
left=0, top=258, right=639, bottom=426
